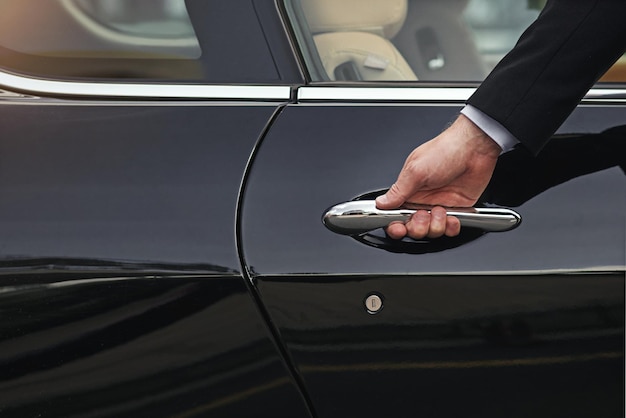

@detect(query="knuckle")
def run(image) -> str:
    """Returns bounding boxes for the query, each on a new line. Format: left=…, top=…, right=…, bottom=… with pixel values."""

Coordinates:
left=404, top=162, right=423, bottom=178
left=407, top=212, right=429, bottom=238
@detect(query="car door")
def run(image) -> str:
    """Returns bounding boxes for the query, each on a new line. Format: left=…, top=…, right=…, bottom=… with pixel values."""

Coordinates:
left=240, top=1, right=625, bottom=417
left=0, top=1, right=313, bottom=417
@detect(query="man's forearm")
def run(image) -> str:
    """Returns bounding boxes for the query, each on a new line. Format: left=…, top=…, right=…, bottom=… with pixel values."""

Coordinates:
left=467, top=0, right=626, bottom=154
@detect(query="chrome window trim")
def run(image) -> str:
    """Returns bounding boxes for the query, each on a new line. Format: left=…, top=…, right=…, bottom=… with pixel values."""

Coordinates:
left=583, top=88, right=626, bottom=100
left=0, top=70, right=292, bottom=100
left=298, top=86, right=626, bottom=103
left=298, top=87, right=477, bottom=102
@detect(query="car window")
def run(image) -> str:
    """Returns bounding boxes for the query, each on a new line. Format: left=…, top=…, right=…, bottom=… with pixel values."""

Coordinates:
left=71, top=0, right=198, bottom=42
left=463, top=0, right=541, bottom=74
left=285, top=0, right=626, bottom=83
left=0, top=0, right=203, bottom=80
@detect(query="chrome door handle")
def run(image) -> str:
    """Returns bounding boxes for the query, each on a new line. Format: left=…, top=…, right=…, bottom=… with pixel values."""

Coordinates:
left=323, top=201, right=521, bottom=235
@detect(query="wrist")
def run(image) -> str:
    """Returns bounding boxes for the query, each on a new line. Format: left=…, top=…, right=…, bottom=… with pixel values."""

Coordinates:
left=454, top=114, right=501, bottom=158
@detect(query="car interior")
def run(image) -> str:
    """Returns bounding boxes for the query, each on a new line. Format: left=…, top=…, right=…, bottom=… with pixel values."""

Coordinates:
left=291, top=0, right=626, bottom=83
left=0, top=0, right=202, bottom=80
left=300, top=0, right=418, bottom=81
left=290, top=0, right=537, bottom=82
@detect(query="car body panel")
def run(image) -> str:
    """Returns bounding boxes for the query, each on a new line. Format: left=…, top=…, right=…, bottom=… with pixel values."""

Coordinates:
left=242, top=104, right=625, bottom=274
left=0, top=95, right=312, bottom=417
left=255, top=273, right=623, bottom=418
left=0, top=99, right=274, bottom=268
left=0, top=275, right=312, bottom=418
left=241, top=102, right=625, bottom=417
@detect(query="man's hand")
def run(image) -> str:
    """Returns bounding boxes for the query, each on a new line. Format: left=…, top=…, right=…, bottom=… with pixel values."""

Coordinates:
left=375, top=114, right=501, bottom=240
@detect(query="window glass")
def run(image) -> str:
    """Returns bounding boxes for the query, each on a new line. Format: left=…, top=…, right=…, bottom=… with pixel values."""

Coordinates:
left=0, top=0, right=202, bottom=80
left=463, top=0, right=541, bottom=73
left=287, top=0, right=625, bottom=83
left=72, top=0, right=198, bottom=41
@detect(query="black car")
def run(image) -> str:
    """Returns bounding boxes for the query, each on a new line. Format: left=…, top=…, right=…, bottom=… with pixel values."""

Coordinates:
left=0, top=1, right=624, bottom=417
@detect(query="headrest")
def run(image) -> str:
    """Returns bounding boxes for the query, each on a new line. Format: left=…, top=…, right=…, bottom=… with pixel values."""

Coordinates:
left=301, top=0, right=408, bottom=39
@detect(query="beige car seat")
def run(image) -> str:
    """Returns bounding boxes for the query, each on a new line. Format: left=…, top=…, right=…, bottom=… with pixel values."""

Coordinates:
left=301, top=0, right=417, bottom=81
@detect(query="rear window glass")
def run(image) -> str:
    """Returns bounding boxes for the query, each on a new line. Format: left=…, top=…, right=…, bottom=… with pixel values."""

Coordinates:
left=0, top=0, right=203, bottom=80
left=286, top=0, right=625, bottom=83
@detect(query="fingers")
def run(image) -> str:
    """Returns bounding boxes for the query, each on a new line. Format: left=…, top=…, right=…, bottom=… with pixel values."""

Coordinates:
left=405, top=210, right=433, bottom=238
left=386, top=221, right=408, bottom=240
left=445, top=215, right=461, bottom=237
left=386, top=207, right=461, bottom=240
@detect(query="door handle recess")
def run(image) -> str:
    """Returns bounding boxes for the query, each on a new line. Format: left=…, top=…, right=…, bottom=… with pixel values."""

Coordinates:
left=323, top=201, right=521, bottom=235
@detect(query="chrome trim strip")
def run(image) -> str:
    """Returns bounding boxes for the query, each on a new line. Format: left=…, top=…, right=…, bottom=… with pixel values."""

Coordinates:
left=298, top=87, right=476, bottom=102
left=582, top=88, right=626, bottom=100
left=298, top=86, right=626, bottom=102
left=0, top=70, right=292, bottom=100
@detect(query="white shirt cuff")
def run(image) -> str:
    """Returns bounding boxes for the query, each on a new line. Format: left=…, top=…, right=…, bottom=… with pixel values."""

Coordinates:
left=461, top=104, right=520, bottom=153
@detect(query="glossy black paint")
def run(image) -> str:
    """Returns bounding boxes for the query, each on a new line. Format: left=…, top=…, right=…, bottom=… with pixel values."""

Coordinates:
left=0, top=100, right=274, bottom=269
left=242, top=104, right=625, bottom=273
left=0, top=274, right=311, bottom=417
left=241, top=103, right=625, bottom=417
left=0, top=97, right=314, bottom=416
left=256, top=273, right=623, bottom=418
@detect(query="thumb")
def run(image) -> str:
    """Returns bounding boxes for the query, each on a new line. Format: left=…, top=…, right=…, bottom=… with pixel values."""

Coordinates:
left=376, top=160, right=428, bottom=209
left=375, top=182, right=411, bottom=209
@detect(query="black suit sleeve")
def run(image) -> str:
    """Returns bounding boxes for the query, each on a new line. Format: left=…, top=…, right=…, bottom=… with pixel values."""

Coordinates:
left=467, top=0, right=626, bottom=155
